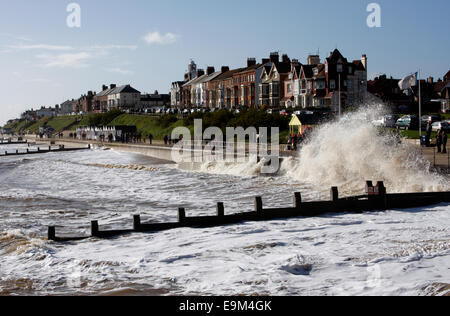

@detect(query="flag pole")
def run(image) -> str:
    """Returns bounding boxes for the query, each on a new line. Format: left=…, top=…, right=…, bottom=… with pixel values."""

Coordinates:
left=418, top=70, right=422, bottom=138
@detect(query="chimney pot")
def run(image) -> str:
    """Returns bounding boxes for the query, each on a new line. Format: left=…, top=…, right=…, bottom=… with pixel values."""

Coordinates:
left=197, top=69, right=205, bottom=77
left=247, top=58, right=256, bottom=67
left=270, top=52, right=279, bottom=63
left=221, top=66, right=230, bottom=73
left=207, top=66, right=215, bottom=75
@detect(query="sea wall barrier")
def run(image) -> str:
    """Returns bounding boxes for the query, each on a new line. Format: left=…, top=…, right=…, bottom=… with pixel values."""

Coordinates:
left=47, top=181, right=450, bottom=242
left=0, top=144, right=91, bottom=157
left=24, top=136, right=298, bottom=163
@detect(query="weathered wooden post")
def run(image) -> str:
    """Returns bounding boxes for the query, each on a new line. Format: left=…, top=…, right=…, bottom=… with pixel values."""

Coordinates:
left=376, top=181, right=388, bottom=210
left=294, top=192, right=302, bottom=209
left=48, top=226, right=56, bottom=241
left=37, top=147, right=40, bottom=152
left=49, top=146, right=51, bottom=151
left=217, top=202, right=225, bottom=217
left=331, top=187, right=339, bottom=202
left=16, top=150, right=18, bottom=154
left=255, top=196, right=263, bottom=214
left=88, top=144, right=91, bottom=149
left=91, top=220, right=99, bottom=237
left=178, top=208, right=186, bottom=223
left=366, top=181, right=374, bottom=196
left=26, top=148, right=29, bottom=153
left=133, top=215, right=141, bottom=231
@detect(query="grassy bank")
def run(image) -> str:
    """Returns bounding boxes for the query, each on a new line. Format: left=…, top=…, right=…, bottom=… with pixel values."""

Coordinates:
left=3, top=109, right=290, bottom=141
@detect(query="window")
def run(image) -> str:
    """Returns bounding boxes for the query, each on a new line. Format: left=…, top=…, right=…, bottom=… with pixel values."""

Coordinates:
left=337, top=64, right=343, bottom=73
left=287, top=84, right=292, bottom=93
left=330, top=80, right=336, bottom=89
left=313, top=68, right=318, bottom=75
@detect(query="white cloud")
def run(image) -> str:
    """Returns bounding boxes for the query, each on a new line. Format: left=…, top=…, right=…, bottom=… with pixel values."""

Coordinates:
left=6, top=44, right=73, bottom=51
left=105, top=67, right=134, bottom=75
left=0, top=33, right=32, bottom=42
left=143, top=32, right=178, bottom=45
left=90, top=44, right=138, bottom=50
left=36, top=52, right=93, bottom=68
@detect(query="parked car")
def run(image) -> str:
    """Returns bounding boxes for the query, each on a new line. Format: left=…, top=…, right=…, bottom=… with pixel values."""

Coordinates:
left=421, top=115, right=442, bottom=129
left=431, top=121, right=450, bottom=132
left=373, top=114, right=400, bottom=128
left=395, top=115, right=419, bottom=130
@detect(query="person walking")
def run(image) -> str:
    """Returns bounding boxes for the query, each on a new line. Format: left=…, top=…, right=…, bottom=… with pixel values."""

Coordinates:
left=164, top=135, right=168, bottom=145
left=436, top=130, right=442, bottom=153
left=442, top=130, right=448, bottom=154
left=149, top=133, right=153, bottom=145
left=426, top=122, right=432, bottom=147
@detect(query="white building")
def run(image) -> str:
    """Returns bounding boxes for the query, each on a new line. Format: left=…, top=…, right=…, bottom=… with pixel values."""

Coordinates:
left=107, top=85, right=141, bottom=110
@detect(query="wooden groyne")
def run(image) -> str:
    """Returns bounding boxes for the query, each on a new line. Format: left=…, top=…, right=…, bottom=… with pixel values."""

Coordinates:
left=47, top=181, right=450, bottom=242
left=0, top=144, right=91, bottom=157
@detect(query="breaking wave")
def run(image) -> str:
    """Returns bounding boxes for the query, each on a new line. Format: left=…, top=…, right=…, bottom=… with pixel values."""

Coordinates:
left=284, top=104, right=450, bottom=194
left=177, top=159, right=267, bottom=177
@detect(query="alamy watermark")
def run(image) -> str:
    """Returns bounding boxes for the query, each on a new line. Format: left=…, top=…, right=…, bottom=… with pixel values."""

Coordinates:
left=66, top=3, right=81, bottom=28
left=171, top=120, right=280, bottom=174
left=367, top=3, right=382, bottom=28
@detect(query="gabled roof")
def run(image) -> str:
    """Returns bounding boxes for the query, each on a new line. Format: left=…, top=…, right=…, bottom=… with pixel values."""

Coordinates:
left=314, top=64, right=326, bottom=78
left=292, top=64, right=302, bottom=79
left=189, top=74, right=209, bottom=87
left=109, top=85, right=140, bottom=94
left=326, top=49, right=348, bottom=64
left=352, top=60, right=366, bottom=71
left=211, top=68, right=245, bottom=82
left=444, top=70, right=450, bottom=81
left=235, top=63, right=262, bottom=75
left=272, top=61, right=291, bottom=74
left=301, top=65, right=315, bottom=79
left=203, top=71, right=222, bottom=83
left=96, top=88, right=114, bottom=97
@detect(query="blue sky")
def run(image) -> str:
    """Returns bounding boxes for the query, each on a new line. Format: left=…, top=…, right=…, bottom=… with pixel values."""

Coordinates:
left=0, top=0, right=449, bottom=124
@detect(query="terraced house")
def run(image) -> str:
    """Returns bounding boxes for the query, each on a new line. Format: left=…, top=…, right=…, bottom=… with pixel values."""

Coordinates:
left=172, top=50, right=367, bottom=111
left=259, top=53, right=293, bottom=108
left=232, top=58, right=261, bottom=108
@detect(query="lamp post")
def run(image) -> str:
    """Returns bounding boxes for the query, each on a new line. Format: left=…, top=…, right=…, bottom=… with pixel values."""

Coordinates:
left=337, top=62, right=343, bottom=118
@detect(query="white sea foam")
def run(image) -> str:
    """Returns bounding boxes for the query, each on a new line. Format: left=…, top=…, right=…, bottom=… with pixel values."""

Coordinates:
left=281, top=105, right=449, bottom=194
left=0, top=106, right=449, bottom=295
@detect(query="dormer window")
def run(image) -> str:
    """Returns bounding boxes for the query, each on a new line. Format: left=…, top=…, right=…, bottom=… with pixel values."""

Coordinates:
left=348, top=66, right=353, bottom=74
left=337, top=64, right=343, bottom=73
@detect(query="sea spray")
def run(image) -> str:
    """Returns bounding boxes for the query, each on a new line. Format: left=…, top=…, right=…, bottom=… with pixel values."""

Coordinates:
left=285, top=105, right=450, bottom=194
left=177, top=158, right=267, bottom=177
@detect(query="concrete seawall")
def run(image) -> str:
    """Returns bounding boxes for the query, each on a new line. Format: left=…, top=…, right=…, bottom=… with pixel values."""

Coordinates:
left=25, top=136, right=297, bottom=163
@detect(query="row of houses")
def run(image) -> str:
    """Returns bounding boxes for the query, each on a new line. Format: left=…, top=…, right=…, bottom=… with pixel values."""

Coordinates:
left=367, top=70, right=450, bottom=113
left=69, top=85, right=170, bottom=114
left=170, top=49, right=368, bottom=112
left=20, top=85, right=170, bottom=121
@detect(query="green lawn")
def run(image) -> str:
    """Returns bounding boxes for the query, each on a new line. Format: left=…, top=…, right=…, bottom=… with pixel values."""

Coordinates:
left=5, top=110, right=291, bottom=141
left=108, top=114, right=191, bottom=140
